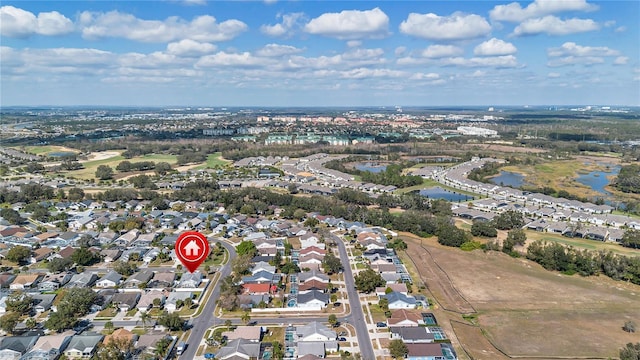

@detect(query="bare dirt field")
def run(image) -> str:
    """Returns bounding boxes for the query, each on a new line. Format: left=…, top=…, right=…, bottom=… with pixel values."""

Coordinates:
left=402, top=235, right=640, bottom=359
left=85, top=151, right=121, bottom=162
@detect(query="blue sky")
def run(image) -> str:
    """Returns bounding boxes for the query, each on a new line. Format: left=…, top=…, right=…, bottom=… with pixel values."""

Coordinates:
left=1, top=0, right=638, bottom=106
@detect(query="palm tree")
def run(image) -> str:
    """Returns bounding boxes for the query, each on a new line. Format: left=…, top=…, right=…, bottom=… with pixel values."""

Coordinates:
left=225, top=319, right=232, bottom=331
left=139, top=311, right=151, bottom=331
left=241, top=311, right=251, bottom=325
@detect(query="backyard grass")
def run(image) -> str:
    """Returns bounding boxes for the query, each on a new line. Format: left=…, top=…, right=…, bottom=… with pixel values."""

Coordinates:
left=262, top=327, right=284, bottom=343
left=96, top=307, right=117, bottom=318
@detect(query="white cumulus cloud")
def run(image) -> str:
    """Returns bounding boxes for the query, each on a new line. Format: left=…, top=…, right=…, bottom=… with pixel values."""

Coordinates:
left=442, top=55, right=520, bottom=68
left=304, top=8, right=389, bottom=39
left=166, top=39, right=217, bottom=57
left=490, top=0, right=598, bottom=22
left=260, top=12, right=305, bottom=37
left=79, top=10, right=247, bottom=42
left=399, top=12, right=491, bottom=41
left=255, top=44, right=303, bottom=57
left=613, top=56, right=629, bottom=65
left=547, top=42, right=620, bottom=57
left=513, top=16, right=599, bottom=36
left=474, top=38, right=517, bottom=56
left=196, top=51, right=264, bottom=68
left=0, top=6, right=73, bottom=38
left=421, top=45, right=464, bottom=59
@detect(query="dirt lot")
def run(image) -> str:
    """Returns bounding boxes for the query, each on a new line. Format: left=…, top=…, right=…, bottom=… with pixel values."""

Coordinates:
left=462, top=143, right=548, bottom=153
left=402, top=235, right=640, bottom=359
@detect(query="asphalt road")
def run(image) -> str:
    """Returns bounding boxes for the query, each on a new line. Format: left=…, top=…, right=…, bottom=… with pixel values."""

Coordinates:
left=333, top=233, right=375, bottom=360
left=179, top=240, right=237, bottom=360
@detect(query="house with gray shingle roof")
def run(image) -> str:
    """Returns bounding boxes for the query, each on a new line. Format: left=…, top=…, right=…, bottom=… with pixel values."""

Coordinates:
left=215, top=339, right=261, bottom=360
left=63, top=334, right=103, bottom=359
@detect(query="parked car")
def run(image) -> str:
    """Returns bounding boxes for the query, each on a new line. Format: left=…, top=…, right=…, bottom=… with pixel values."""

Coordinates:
left=376, top=322, right=387, bottom=328
left=338, top=331, right=347, bottom=336
left=338, top=337, right=347, bottom=342
left=333, top=302, right=342, bottom=307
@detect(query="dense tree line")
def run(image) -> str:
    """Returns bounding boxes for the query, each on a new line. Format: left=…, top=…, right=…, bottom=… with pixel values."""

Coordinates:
left=0, top=184, right=55, bottom=203
left=621, top=229, right=640, bottom=249
left=526, top=240, right=640, bottom=283
left=116, top=161, right=156, bottom=172
left=614, top=164, right=640, bottom=194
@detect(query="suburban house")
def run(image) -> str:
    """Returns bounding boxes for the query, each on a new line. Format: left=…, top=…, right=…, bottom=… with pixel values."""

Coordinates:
left=375, top=283, right=408, bottom=296
left=66, top=272, right=98, bottom=288
left=296, top=322, right=336, bottom=342
left=100, top=249, right=122, bottom=263
left=32, top=293, right=57, bottom=313
left=10, top=274, right=43, bottom=290
left=63, top=334, right=103, bottom=359
left=406, top=343, right=458, bottom=360
left=95, top=271, right=122, bottom=288
left=136, top=291, right=165, bottom=311
left=178, top=272, right=203, bottom=288
left=111, top=292, right=141, bottom=312
left=135, top=334, right=170, bottom=357
left=222, top=326, right=263, bottom=342
left=387, top=309, right=424, bottom=327
left=38, top=273, right=72, bottom=291
left=149, top=272, right=176, bottom=288
left=381, top=291, right=417, bottom=309
left=123, top=270, right=154, bottom=289
left=0, top=335, right=39, bottom=359
left=389, top=327, right=435, bottom=343
left=22, top=333, right=73, bottom=360
left=214, top=339, right=261, bottom=360
left=165, top=292, right=193, bottom=313
left=296, top=290, right=329, bottom=308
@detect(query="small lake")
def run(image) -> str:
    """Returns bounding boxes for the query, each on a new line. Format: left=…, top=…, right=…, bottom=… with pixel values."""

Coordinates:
left=355, top=163, right=387, bottom=173
left=576, top=166, right=620, bottom=196
left=490, top=171, right=526, bottom=187
left=48, top=151, right=77, bottom=158
left=417, top=187, right=473, bottom=202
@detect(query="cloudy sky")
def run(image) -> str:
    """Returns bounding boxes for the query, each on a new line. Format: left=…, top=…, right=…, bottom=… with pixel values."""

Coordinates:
left=1, top=0, right=638, bottom=106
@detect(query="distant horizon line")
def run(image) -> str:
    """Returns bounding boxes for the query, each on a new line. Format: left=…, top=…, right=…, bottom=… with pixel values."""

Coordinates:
left=2, top=104, right=638, bottom=109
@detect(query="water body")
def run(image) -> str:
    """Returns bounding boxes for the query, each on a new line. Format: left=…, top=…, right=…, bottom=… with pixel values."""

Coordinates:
left=355, top=163, right=387, bottom=173
left=418, top=187, right=473, bottom=202
left=48, top=151, right=77, bottom=158
left=490, top=171, right=526, bottom=187
left=576, top=166, right=620, bottom=196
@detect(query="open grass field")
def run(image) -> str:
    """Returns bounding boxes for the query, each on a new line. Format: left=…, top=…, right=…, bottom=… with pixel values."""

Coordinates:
left=525, top=230, right=640, bottom=256
left=66, top=152, right=178, bottom=179
left=402, top=234, right=640, bottom=359
left=18, top=145, right=80, bottom=156
left=193, top=152, right=231, bottom=170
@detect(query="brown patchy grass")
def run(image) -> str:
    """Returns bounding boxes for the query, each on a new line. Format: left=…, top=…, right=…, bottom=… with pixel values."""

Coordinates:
left=402, top=234, right=640, bottom=359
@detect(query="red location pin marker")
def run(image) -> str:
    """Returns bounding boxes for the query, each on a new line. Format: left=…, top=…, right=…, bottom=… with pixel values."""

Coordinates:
left=176, top=231, right=210, bottom=273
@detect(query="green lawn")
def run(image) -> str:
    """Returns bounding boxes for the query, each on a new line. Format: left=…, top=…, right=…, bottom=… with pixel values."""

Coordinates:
left=526, top=230, right=640, bottom=256
left=19, top=145, right=80, bottom=155
left=194, top=152, right=231, bottom=170
left=67, top=152, right=178, bottom=180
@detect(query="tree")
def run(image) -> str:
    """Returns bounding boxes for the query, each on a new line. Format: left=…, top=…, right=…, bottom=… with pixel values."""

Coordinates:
left=113, top=261, right=136, bottom=277
left=47, top=258, right=73, bottom=273
left=139, top=311, right=151, bottom=330
left=328, top=314, right=338, bottom=327
left=388, top=339, right=408, bottom=359
left=184, top=297, right=193, bottom=309
left=272, top=341, right=284, bottom=360
left=45, top=288, right=100, bottom=332
left=152, top=298, right=162, bottom=308
left=623, top=320, right=636, bottom=333
left=241, top=311, right=251, bottom=325
left=155, top=162, right=172, bottom=176
left=104, top=321, right=114, bottom=332
left=94, top=337, right=134, bottom=360
left=67, top=187, right=85, bottom=201
left=5, top=245, right=31, bottom=264
left=354, top=268, right=385, bottom=293
left=0, top=208, right=25, bottom=225
left=225, top=319, right=232, bottom=331
left=236, top=241, right=257, bottom=257
left=0, top=312, right=20, bottom=334
left=503, top=229, right=527, bottom=254
left=437, top=224, right=471, bottom=248
left=471, top=221, right=498, bottom=237
left=158, top=311, right=184, bottom=331
left=492, top=210, right=525, bottom=230
left=25, top=317, right=37, bottom=330
left=280, top=261, right=300, bottom=275
left=6, top=291, right=33, bottom=315
left=322, top=252, right=343, bottom=274
left=71, top=247, right=100, bottom=266
left=95, top=165, right=114, bottom=180
left=620, top=343, right=640, bottom=360
left=621, top=230, right=640, bottom=249
left=304, top=217, right=319, bottom=228
left=378, top=298, right=389, bottom=312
